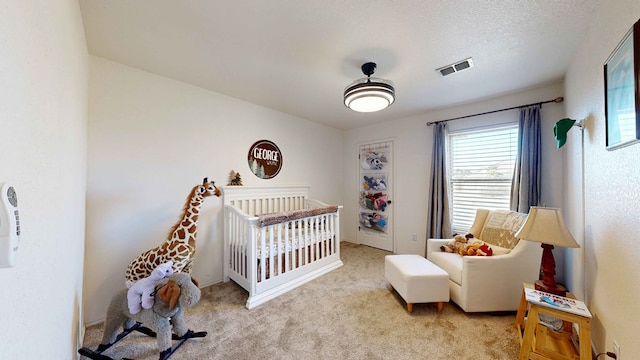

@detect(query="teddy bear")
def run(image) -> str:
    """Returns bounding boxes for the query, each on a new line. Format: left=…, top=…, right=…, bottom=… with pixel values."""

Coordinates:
left=440, top=234, right=471, bottom=253
left=127, top=261, right=174, bottom=314
left=476, top=242, right=493, bottom=256
left=461, top=240, right=493, bottom=256
left=460, top=239, right=481, bottom=255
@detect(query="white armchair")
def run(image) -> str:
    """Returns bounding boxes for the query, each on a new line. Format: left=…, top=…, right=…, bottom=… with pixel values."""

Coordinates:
left=426, top=208, right=542, bottom=312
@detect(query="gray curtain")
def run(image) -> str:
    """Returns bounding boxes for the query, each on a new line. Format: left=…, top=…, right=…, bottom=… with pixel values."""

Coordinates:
left=511, top=104, right=541, bottom=212
left=426, top=122, right=451, bottom=243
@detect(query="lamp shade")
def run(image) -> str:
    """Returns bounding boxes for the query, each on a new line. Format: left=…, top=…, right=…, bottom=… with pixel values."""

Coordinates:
left=515, top=207, right=580, bottom=248
left=554, top=118, right=577, bottom=148
left=344, top=62, right=395, bottom=113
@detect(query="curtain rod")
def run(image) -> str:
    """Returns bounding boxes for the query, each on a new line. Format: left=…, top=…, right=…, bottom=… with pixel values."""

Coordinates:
left=425, top=96, right=564, bottom=126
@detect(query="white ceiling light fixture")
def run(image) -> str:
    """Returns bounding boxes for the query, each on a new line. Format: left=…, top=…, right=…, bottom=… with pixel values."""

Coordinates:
left=344, top=62, right=395, bottom=113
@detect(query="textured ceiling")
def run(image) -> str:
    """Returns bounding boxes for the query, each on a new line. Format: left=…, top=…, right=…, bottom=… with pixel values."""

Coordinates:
left=79, top=0, right=599, bottom=129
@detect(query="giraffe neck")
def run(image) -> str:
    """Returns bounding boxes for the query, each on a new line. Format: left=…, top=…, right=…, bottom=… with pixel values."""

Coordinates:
left=168, top=191, right=205, bottom=246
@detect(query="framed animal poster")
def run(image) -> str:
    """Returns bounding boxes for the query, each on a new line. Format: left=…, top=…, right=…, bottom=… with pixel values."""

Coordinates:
left=604, top=18, right=640, bottom=150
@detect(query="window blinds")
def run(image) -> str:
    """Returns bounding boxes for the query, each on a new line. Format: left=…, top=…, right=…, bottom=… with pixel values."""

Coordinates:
left=448, top=125, right=518, bottom=233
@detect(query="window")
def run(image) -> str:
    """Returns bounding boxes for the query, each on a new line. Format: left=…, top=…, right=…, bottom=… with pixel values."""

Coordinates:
left=448, top=124, right=518, bottom=233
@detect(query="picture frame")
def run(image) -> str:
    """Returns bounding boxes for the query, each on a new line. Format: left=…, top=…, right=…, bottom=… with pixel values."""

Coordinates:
left=604, top=19, right=640, bottom=150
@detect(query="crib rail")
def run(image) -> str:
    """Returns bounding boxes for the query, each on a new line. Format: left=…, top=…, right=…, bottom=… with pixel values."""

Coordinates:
left=223, top=185, right=310, bottom=215
left=255, top=210, right=338, bottom=281
left=222, top=186, right=342, bottom=309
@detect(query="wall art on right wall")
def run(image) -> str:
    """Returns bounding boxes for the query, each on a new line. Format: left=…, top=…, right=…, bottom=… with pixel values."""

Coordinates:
left=604, top=18, right=640, bottom=150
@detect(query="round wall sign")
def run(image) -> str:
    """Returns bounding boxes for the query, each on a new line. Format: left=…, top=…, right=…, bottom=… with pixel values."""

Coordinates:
left=248, top=139, right=283, bottom=179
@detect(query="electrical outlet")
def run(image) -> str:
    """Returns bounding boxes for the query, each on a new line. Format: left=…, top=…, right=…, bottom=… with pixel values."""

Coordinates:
left=613, top=340, right=620, bottom=359
left=411, top=233, right=417, bottom=241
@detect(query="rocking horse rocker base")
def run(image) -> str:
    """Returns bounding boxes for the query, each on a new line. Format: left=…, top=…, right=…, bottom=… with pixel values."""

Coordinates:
left=78, top=322, right=207, bottom=360
left=79, top=272, right=206, bottom=360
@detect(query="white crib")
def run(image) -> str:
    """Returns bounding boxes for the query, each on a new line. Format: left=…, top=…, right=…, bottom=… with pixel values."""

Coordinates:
left=222, top=185, right=343, bottom=309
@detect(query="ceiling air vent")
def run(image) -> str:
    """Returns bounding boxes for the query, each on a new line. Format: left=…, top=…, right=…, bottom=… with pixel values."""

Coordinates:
left=436, top=57, right=474, bottom=77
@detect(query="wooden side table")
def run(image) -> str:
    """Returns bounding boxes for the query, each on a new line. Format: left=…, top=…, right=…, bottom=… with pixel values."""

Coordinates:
left=515, top=283, right=591, bottom=360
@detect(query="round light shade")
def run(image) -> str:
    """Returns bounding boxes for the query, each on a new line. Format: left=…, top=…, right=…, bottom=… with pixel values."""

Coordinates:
left=344, top=77, right=395, bottom=112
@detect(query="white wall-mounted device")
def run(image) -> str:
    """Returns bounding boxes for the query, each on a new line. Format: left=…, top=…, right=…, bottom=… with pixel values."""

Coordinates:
left=0, top=183, right=20, bottom=268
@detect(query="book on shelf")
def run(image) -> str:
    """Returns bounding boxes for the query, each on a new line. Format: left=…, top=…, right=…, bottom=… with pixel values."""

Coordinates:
left=524, top=287, right=592, bottom=318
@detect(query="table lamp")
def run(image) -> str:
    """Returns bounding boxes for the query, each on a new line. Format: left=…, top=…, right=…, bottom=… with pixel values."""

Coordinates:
left=514, top=207, right=580, bottom=296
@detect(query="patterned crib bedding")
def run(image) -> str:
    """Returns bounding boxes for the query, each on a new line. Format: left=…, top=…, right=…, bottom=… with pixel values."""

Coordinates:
left=257, top=206, right=339, bottom=226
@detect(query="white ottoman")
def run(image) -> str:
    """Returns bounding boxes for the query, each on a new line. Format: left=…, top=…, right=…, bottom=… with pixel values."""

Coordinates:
left=385, top=254, right=449, bottom=313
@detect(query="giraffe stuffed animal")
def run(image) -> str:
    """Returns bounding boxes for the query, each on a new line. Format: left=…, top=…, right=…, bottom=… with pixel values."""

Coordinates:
left=125, top=178, right=221, bottom=287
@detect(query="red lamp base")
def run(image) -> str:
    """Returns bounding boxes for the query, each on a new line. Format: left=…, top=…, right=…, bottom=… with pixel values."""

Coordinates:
left=534, top=279, right=567, bottom=297
left=536, top=243, right=567, bottom=297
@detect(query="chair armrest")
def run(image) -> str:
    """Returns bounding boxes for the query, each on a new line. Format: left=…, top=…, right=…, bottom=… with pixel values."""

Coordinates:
left=459, top=240, right=542, bottom=311
left=468, top=208, right=490, bottom=237
left=426, top=238, right=450, bottom=260
left=462, top=240, right=540, bottom=278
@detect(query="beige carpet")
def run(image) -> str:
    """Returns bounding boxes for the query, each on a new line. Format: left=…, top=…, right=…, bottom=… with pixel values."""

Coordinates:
left=81, top=242, right=521, bottom=359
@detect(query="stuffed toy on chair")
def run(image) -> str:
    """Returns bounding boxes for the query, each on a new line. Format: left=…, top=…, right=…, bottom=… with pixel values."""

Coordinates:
left=461, top=240, right=494, bottom=256
left=440, top=233, right=473, bottom=253
left=127, top=261, right=174, bottom=314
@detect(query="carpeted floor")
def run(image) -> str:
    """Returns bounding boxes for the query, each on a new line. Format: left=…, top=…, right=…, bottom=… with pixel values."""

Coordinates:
left=81, top=242, right=521, bottom=359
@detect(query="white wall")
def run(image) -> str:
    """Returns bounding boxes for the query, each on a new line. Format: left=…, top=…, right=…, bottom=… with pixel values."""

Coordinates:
left=0, top=1, right=88, bottom=359
left=84, top=56, right=344, bottom=325
left=564, top=1, right=640, bottom=355
left=343, top=82, right=565, bottom=258
left=3, top=1, right=634, bottom=357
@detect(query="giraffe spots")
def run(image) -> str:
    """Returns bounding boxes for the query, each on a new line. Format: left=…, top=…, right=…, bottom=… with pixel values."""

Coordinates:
left=146, top=260, right=159, bottom=270
left=124, top=180, right=211, bottom=284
